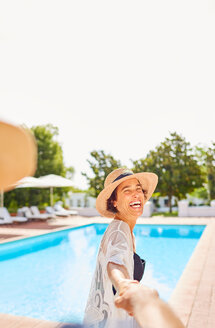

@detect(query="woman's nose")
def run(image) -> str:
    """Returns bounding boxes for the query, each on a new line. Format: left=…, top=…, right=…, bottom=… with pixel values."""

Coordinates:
left=132, top=190, right=139, bottom=198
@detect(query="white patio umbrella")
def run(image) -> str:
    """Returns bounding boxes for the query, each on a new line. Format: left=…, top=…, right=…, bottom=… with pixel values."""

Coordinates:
left=17, top=174, right=74, bottom=206
left=37, top=174, right=74, bottom=206
left=15, top=176, right=49, bottom=208
left=16, top=176, right=43, bottom=188
left=1, top=177, right=41, bottom=207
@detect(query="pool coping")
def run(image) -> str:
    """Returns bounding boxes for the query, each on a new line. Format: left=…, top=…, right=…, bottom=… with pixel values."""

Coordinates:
left=0, top=216, right=214, bottom=328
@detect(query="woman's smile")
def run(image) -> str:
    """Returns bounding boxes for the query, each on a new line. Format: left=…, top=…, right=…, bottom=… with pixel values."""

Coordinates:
left=129, top=201, right=142, bottom=208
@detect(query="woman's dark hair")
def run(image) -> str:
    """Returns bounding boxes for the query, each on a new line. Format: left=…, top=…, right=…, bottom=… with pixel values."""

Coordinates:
left=107, top=185, right=148, bottom=213
left=142, top=189, right=148, bottom=200
left=106, top=188, right=118, bottom=213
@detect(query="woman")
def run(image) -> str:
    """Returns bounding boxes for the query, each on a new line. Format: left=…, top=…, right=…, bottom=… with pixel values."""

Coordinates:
left=84, top=168, right=158, bottom=328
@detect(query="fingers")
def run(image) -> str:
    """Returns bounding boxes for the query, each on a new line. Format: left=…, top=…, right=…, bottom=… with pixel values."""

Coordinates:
left=151, top=288, right=159, bottom=298
left=118, top=279, right=139, bottom=296
left=115, top=295, right=133, bottom=314
left=115, top=293, right=131, bottom=308
left=114, top=296, right=125, bottom=308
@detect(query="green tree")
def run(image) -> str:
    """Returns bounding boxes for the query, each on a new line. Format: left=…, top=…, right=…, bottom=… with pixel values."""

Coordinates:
left=82, top=150, right=122, bottom=197
left=132, top=132, right=205, bottom=212
left=5, top=124, right=74, bottom=210
left=32, top=124, right=65, bottom=177
left=65, top=166, right=75, bottom=180
left=196, top=143, right=215, bottom=201
left=193, top=145, right=209, bottom=201
left=189, top=187, right=209, bottom=202
left=205, top=143, right=215, bottom=200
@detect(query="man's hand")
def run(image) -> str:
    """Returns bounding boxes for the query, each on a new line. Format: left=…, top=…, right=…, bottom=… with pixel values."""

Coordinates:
left=115, top=283, right=158, bottom=315
left=116, top=279, right=140, bottom=315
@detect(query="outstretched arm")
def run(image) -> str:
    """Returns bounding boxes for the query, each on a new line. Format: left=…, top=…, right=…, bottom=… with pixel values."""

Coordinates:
left=115, top=283, right=185, bottom=328
left=107, top=262, right=139, bottom=297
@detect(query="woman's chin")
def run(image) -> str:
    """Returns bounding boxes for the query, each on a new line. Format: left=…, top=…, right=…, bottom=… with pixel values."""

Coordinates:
left=130, top=207, right=143, bottom=217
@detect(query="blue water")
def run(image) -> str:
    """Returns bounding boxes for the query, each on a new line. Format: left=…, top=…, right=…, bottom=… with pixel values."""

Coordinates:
left=0, top=224, right=205, bottom=323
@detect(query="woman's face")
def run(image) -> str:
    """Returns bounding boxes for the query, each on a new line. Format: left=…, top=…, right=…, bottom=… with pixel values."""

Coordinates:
left=113, top=178, right=145, bottom=219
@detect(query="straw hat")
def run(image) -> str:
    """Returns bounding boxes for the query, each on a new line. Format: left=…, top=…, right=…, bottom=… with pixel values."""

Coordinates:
left=96, top=168, right=158, bottom=218
left=0, top=120, right=37, bottom=191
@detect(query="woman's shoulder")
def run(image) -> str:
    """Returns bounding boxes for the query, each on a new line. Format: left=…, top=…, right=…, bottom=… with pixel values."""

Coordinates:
left=99, top=219, right=133, bottom=256
left=102, top=219, right=131, bottom=243
left=106, top=219, right=130, bottom=233
left=113, top=219, right=131, bottom=232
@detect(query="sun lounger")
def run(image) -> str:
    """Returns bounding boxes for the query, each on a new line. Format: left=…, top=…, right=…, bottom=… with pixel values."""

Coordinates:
left=0, top=207, right=27, bottom=224
left=30, top=206, right=54, bottom=219
left=18, top=207, right=49, bottom=221
left=0, top=207, right=13, bottom=224
left=53, top=204, right=78, bottom=216
left=45, top=206, right=69, bottom=217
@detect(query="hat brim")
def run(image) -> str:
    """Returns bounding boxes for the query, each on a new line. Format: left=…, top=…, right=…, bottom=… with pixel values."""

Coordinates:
left=0, top=121, right=37, bottom=191
left=96, top=172, right=158, bottom=218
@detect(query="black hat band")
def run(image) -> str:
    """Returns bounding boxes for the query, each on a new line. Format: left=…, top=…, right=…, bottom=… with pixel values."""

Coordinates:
left=112, top=172, right=133, bottom=183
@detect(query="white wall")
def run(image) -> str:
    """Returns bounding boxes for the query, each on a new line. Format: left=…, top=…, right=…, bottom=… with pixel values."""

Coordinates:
left=178, top=200, right=215, bottom=217
left=141, top=201, right=154, bottom=217
left=72, top=207, right=100, bottom=216
left=67, top=192, right=96, bottom=208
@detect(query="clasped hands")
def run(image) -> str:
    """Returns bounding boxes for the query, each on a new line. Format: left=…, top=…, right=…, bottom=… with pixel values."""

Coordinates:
left=114, top=279, right=159, bottom=317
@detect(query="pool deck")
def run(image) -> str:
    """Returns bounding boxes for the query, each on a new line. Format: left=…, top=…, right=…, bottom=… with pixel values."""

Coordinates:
left=0, top=215, right=214, bottom=328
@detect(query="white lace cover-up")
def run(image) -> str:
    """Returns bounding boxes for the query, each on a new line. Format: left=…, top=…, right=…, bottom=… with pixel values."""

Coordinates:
left=83, top=219, right=140, bottom=328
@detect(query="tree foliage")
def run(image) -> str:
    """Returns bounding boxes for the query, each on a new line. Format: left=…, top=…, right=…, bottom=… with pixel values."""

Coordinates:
left=82, top=150, right=122, bottom=197
left=32, top=124, right=65, bottom=177
left=196, top=143, right=215, bottom=200
left=189, top=187, right=209, bottom=201
left=132, top=132, right=205, bottom=212
left=205, top=143, right=215, bottom=200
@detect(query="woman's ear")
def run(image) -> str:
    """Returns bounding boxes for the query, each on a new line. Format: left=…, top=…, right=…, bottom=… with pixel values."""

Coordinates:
left=113, top=200, right=117, bottom=208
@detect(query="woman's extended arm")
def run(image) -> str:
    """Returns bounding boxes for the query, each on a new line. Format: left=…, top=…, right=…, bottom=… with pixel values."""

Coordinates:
left=107, top=262, right=139, bottom=299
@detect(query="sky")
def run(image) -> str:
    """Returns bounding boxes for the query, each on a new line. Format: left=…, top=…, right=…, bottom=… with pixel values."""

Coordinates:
left=0, top=0, right=215, bottom=189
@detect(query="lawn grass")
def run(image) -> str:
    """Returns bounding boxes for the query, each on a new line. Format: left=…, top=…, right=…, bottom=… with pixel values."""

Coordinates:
left=152, top=211, right=178, bottom=217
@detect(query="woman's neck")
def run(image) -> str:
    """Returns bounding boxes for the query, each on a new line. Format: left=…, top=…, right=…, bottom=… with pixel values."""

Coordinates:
left=114, top=214, right=137, bottom=233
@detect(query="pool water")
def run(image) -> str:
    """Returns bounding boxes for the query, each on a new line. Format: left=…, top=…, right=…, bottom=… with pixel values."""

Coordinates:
left=0, top=224, right=205, bottom=323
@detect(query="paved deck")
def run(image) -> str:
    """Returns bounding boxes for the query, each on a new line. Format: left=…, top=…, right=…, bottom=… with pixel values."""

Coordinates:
left=0, top=215, right=214, bottom=327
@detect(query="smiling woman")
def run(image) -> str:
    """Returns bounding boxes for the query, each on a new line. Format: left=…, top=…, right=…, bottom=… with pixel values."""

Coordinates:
left=106, top=180, right=148, bottom=219
left=83, top=168, right=158, bottom=328
left=111, top=179, right=147, bottom=231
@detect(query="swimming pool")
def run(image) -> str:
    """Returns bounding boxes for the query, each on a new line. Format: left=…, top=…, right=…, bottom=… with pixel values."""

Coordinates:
left=0, top=223, right=205, bottom=324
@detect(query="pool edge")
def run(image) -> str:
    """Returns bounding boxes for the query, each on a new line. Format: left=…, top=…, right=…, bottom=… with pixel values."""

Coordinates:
left=169, top=219, right=215, bottom=328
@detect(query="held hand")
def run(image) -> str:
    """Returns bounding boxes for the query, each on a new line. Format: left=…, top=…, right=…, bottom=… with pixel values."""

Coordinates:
left=115, top=283, right=159, bottom=316
left=116, top=279, right=140, bottom=316
left=118, top=279, right=139, bottom=296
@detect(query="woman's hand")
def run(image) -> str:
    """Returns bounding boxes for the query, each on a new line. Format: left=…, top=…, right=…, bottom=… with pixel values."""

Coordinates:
left=116, top=279, right=140, bottom=316
left=117, top=279, right=139, bottom=297
left=107, top=261, right=139, bottom=314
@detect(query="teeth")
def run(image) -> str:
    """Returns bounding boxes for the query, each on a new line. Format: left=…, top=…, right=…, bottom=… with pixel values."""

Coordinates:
left=130, top=201, right=141, bottom=206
